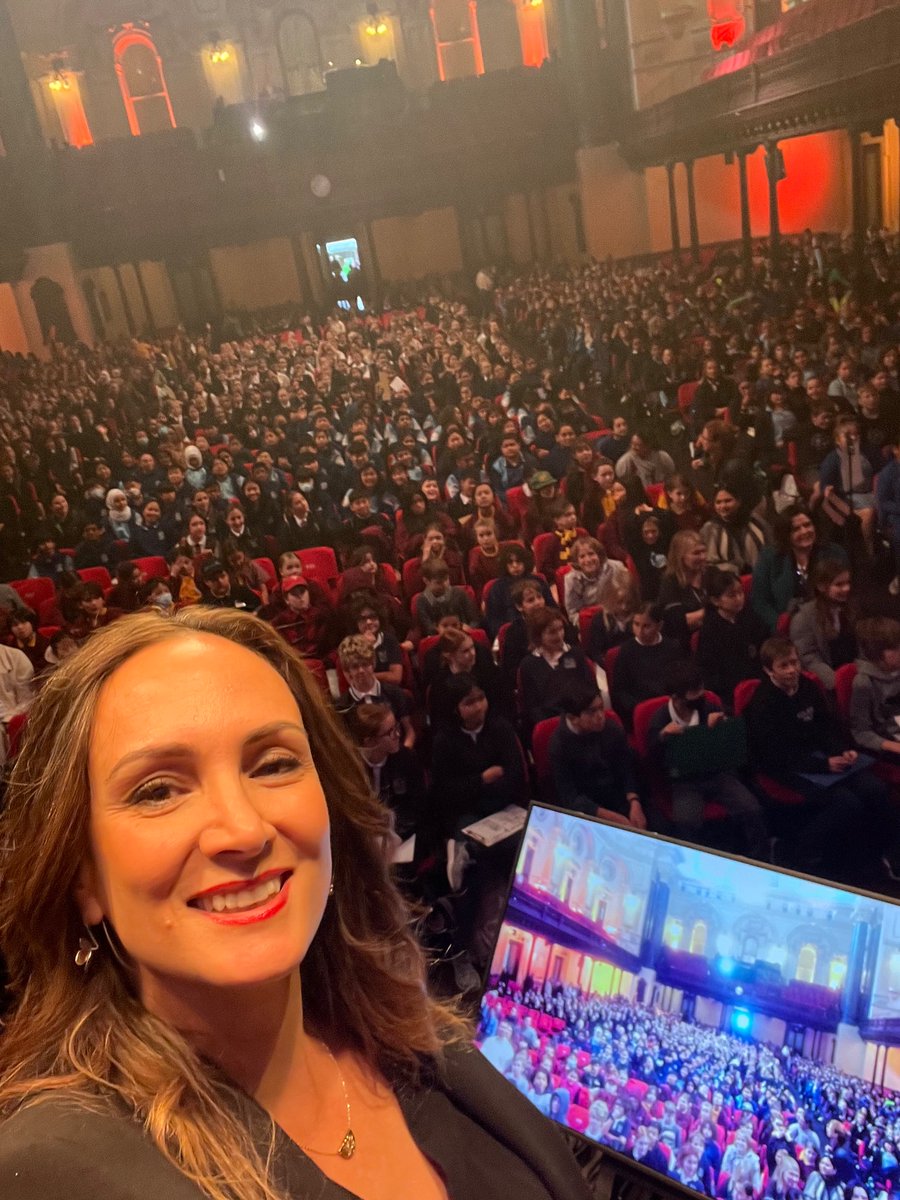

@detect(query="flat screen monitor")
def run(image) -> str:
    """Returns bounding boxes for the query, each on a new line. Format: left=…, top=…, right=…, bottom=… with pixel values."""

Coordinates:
left=476, top=804, right=900, bottom=1200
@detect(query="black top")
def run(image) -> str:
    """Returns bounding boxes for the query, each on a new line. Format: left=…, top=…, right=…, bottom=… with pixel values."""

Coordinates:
left=696, top=605, right=768, bottom=709
left=744, top=674, right=844, bottom=778
left=0, top=1045, right=592, bottom=1200
left=549, top=717, right=639, bottom=817
left=610, top=637, right=685, bottom=725
left=431, top=717, right=528, bottom=835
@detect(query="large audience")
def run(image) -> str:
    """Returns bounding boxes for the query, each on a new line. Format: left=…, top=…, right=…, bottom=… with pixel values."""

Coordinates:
left=2, top=228, right=900, bottom=965
left=479, top=984, right=900, bottom=1199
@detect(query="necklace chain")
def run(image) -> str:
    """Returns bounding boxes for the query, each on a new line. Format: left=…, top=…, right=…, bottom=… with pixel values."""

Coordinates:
left=299, top=1041, right=357, bottom=1160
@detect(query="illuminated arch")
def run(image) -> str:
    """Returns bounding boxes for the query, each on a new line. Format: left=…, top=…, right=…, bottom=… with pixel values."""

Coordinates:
left=430, top=0, right=484, bottom=82
left=113, top=25, right=176, bottom=137
left=795, top=943, right=817, bottom=983
left=276, top=10, right=324, bottom=97
left=689, top=920, right=708, bottom=956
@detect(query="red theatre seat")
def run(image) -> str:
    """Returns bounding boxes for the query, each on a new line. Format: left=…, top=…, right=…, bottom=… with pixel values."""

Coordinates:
left=9, top=577, right=54, bottom=611
left=77, top=566, right=112, bottom=590
left=133, top=556, right=168, bottom=580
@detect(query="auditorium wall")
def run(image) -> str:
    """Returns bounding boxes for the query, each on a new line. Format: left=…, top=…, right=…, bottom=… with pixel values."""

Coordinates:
left=13, top=242, right=94, bottom=355
left=79, top=265, right=132, bottom=341
left=577, top=144, right=653, bottom=260
left=210, top=238, right=302, bottom=312
left=371, top=207, right=464, bottom=282
left=503, top=193, right=535, bottom=264
left=0, top=283, right=29, bottom=355
left=136, top=260, right=180, bottom=331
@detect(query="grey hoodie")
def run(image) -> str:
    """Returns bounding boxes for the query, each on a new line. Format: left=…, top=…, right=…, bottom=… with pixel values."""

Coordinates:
left=849, top=657, right=900, bottom=752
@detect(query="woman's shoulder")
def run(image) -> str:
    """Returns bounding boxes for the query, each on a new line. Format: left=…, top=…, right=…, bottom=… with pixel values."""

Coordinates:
left=0, top=1099, right=200, bottom=1199
left=433, top=1045, right=593, bottom=1200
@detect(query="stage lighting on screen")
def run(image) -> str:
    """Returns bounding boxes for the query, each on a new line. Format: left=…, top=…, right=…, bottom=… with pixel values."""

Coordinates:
left=249, top=119, right=267, bottom=142
left=476, top=804, right=900, bottom=1200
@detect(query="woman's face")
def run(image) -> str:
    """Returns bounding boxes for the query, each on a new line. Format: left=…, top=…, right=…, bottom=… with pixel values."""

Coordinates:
left=668, top=484, right=690, bottom=509
left=450, top=637, right=476, bottom=674
left=790, top=513, right=816, bottom=552
left=825, top=571, right=852, bottom=605
left=506, top=554, right=526, bottom=578
left=291, top=492, right=309, bottom=518
left=423, top=529, right=445, bottom=555
left=575, top=446, right=594, bottom=468
left=188, top=515, right=206, bottom=539
left=78, top=635, right=332, bottom=1003
left=610, top=481, right=627, bottom=506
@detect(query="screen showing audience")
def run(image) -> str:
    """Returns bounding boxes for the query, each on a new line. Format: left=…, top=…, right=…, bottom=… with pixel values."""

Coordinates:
left=476, top=805, right=900, bottom=1199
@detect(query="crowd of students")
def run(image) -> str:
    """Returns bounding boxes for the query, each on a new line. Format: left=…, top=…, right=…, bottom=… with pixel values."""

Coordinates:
left=479, top=985, right=900, bottom=1200
left=1, top=227, right=900, bottom=934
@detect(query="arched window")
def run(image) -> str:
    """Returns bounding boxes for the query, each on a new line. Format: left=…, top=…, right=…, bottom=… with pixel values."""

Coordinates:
left=45, top=71, right=93, bottom=148
left=431, top=0, right=484, bottom=82
left=277, top=11, right=324, bottom=97
left=689, top=921, right=708, bottom=956
left=516, top=0, right=549, bottom=68
left=113, top=26, right=176, bottom=136
left=828, top=955, right=847, bottom=990
left=663, top=918, right=683, bottom=950
left=795, top=944, right=817, bottom=984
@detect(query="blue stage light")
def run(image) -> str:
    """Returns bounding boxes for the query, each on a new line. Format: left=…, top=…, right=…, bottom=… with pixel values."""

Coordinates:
left=733, top=1009, right=752, bottom=1034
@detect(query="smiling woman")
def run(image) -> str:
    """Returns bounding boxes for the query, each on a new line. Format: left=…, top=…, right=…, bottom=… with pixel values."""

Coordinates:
left=0, top=609, right=590, bottom=1200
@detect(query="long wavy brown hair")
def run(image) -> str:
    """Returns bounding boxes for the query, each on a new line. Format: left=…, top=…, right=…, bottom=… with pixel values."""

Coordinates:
left=0, top=608, right=465, bottom=1200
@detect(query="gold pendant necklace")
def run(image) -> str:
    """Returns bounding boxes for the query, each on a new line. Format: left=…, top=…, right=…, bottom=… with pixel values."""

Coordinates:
left=300, top=1041, right=357, bottom=1160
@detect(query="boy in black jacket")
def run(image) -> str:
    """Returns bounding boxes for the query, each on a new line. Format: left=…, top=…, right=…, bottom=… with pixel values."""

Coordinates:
left=743, top=637, right=892, bottom=884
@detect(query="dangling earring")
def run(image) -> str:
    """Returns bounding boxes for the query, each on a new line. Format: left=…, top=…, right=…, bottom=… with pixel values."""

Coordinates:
left=100, top=917, right=131, bottom=971
left=75, top=928, right=99, bottom=969
left=328, top=879, right=335, bottom=896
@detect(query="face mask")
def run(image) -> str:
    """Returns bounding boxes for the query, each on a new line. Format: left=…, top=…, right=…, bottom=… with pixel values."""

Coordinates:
left=89, top=487, right=104, bottom=499
left=136, top=438, right=149, bottom=448
left=153, top=592, right=173, bottom=610
left=298, top=481, right=314, bottom=494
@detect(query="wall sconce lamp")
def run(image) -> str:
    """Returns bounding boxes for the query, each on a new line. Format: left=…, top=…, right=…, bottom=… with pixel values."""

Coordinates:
left=48, top=56, right=71, bottom=92
left=207, top=32, right=232, bottom=64
left=364, top=4, right=389, bottom=35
